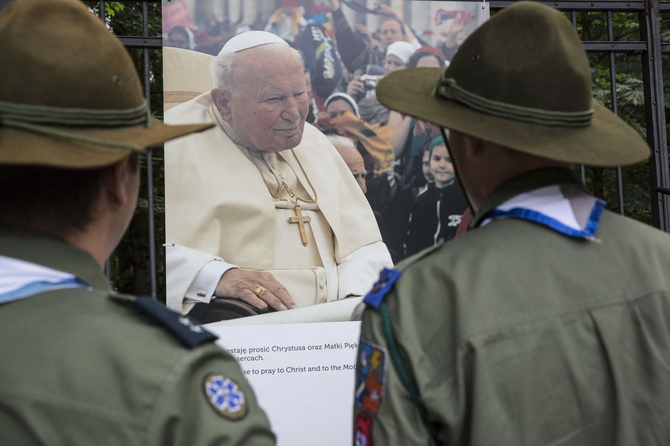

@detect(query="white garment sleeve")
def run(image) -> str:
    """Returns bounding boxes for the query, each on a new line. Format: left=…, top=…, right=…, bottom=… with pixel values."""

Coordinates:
left=165, top=245, right=237, bottom=313
left=336, top=241, right=393, bottom=299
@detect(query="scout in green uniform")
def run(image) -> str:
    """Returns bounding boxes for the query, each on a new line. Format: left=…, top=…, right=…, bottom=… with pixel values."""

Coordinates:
left=0, top=0, right=275, bottom=444
left=353, top=2, right=670, bottom=445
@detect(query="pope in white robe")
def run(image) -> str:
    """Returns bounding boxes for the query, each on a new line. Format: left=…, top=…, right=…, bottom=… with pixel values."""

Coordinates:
left=164, top=31, right=393, bottom=317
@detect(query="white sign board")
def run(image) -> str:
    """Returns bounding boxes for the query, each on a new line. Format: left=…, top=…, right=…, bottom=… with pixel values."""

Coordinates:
left=207, top=321, right=361, bottom=445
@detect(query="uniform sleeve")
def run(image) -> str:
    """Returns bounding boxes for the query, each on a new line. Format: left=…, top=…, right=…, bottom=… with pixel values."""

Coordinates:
left=330, top=7, right=371, bottom=74
left=353, top=299, right=435, bottom=446
left=148, top=343, right=275, bottom=446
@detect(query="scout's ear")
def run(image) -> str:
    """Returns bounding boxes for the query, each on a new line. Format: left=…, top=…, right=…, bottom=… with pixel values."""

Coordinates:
left=211, top=88, right=233, bottom=122
left=105, top=155, right=138, bottom=208
left=462, top=133, right=485, bottom=160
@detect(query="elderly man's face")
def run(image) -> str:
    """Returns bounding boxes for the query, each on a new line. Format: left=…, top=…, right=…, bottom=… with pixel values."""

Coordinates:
left=337, top=143, right=367, bottom=194
left=215, top=47, right=309, bottom=153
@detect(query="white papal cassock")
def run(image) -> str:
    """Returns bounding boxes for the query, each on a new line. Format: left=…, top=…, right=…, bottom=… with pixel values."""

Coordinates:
left=164, top=93, right=392, bottom=314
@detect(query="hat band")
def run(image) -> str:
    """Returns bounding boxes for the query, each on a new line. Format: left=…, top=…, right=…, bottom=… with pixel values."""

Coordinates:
left=0, top=100, right=152, bottom=152
left=434, top=76, right=593, bottom=127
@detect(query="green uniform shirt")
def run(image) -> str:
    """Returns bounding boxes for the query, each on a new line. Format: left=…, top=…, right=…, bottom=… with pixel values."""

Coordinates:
left=0, top=229, right=275, bottom=445
left=355, top=169, right=670, bottom=445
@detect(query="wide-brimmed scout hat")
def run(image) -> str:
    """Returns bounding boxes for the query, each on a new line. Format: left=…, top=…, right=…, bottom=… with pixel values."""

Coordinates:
left=375, top=1, right=650, bottom=167
left=0, top=0, right=213, bottom=168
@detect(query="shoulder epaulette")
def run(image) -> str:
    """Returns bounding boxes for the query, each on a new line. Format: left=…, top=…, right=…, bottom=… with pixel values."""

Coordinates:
left=111, top=293, right=217, bottom=349
left=363, top=268, right=401, bottom=309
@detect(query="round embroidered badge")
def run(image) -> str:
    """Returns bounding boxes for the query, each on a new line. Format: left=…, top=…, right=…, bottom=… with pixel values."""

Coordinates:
left=202, top=373, right=248, bottom=420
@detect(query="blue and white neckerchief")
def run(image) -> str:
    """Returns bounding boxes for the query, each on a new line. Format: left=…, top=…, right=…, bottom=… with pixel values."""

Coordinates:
left=481, top=184, right=606, bottom=241
left=0, top=255, right=90, bottom=304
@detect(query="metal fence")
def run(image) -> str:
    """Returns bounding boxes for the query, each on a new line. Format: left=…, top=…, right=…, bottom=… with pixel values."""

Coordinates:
left=6, top=0, right=668, bottom=299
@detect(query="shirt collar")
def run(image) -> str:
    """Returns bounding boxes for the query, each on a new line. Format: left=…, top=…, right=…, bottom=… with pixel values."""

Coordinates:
left=0, top=228, right=110, bottom=292
left=0, top=255, right=90, bottom=303
left=474, top=168, right=606, bottom=240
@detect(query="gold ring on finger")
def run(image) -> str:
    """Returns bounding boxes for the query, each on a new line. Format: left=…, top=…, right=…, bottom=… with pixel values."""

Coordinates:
left=254, top=285, right=268, bottom=297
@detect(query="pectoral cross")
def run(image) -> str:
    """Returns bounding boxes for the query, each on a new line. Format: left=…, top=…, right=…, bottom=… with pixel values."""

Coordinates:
left=288, top=204, right=311, bottom=246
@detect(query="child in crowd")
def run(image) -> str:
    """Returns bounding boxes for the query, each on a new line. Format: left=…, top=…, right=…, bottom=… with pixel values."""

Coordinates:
left=403, top=136, right=468, bottom=257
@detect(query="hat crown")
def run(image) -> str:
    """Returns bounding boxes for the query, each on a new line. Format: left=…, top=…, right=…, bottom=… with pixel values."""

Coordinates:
left=0, top=0, right=214, bottom=168
left=446, top=2, right=592, bottom=114
left=0, top=0, right=144, bottom=110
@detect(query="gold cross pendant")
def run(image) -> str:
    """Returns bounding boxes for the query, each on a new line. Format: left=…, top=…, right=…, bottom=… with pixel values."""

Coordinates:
left=288, top=204, right=311, bottom=246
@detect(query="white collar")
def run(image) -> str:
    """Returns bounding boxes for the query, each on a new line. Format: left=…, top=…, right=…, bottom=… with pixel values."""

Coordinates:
left=0, top=256, right=88, bottom=303
left=481, top=184, right=605, bottom=240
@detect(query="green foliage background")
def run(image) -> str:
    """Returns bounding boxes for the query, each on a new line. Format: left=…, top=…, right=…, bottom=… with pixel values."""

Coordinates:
left=576, top=10, right=661, bottom=225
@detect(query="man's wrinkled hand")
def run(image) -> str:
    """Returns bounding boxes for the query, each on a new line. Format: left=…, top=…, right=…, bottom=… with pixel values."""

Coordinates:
left=215, top=269, right=298, bottom=311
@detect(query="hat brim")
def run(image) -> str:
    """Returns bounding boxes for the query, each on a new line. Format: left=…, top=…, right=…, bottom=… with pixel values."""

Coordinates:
left=376, top=68, right=650, bottom=167
left=0, top=119, right=213, bottom=168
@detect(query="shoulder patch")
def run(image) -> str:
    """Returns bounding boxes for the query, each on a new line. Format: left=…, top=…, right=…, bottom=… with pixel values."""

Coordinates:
left=363, top=268, right=401, bottom=309
left=354, top=411, right=374, bottom=446
left=112, top=294, right=217, bottom=349
left=203, top=373, right=248, bottom=420
left=355, top=340, right=388, bottom=415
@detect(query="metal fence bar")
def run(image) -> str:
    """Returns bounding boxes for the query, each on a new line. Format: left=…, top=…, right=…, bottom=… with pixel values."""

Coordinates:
left=140, top=0, right=159, bottom=300
left=640, top=0, right=670, bottom=230
left=606, top=11, right=626, bottom=214
left=96, top=0, right=113, bottom=284
left=117, top=36, right=162, bottom=47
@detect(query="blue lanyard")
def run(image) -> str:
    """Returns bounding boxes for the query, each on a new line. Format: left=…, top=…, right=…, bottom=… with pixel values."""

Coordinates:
left=0, top=277, right=89, bottom=305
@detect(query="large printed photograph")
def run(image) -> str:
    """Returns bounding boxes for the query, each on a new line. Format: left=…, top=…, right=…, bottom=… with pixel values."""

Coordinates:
left=162, top=0, right=490, bottom=325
